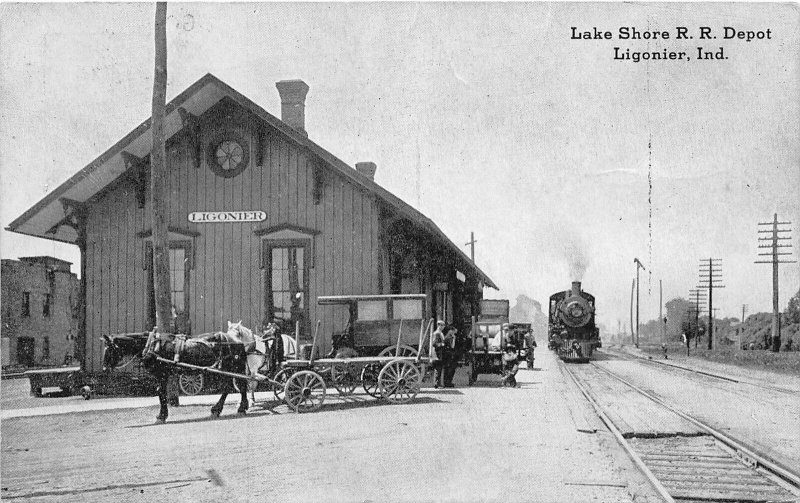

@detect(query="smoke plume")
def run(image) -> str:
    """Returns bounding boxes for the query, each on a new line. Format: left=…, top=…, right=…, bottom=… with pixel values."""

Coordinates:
left=561, top=233, right=590, bottom=281
left=535, top=221, right=592, bottom=282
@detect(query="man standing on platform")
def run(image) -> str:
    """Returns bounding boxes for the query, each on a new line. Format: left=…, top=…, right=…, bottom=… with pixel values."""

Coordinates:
left=432, top=320, right=446, bottom=388
left=442, top=326, right=458, bottom=388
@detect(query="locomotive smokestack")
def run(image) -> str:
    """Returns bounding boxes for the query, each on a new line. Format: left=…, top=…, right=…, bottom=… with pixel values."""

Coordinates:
left=571, top=281, right=582, bottom=296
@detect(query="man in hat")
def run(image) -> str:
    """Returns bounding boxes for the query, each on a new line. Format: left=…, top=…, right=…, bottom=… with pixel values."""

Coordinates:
left=431, top=320, right=447, bottom=388
left=442, top=325, right=458, bottom=388
left=501, top=344, right=520, bottom=387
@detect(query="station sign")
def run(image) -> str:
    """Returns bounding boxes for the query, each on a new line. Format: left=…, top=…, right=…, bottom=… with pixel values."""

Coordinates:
left=480, top=299, right=510, bottom=319
left=188, top=211, right=267, bottom=223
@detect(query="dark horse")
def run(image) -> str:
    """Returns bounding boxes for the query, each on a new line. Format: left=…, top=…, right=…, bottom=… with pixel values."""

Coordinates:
left=102, top=321, right=255, bottom=423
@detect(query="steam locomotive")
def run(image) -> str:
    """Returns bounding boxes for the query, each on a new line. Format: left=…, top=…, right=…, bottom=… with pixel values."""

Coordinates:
left=548, top=281, right=600, bottom=363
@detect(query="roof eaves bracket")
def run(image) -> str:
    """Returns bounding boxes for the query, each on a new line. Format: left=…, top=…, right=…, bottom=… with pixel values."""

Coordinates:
left=121, top=151, right=148, bottom=209
left=177, top=107, right=202, bottom=170
left=256, top=123, right=266, bottom=167
left=312, top=161, right=324, bottom=205
left=45, top=198, right=87, bottom=247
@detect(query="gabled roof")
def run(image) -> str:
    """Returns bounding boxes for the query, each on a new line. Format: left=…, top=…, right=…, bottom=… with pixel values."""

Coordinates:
left=6, top=73, right=497, bottom=289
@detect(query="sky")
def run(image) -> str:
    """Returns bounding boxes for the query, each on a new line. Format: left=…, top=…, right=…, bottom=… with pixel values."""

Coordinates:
left=1, top=3, right=798, bottom=332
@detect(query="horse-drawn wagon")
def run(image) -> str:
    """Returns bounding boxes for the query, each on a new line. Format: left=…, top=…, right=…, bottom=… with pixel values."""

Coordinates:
left=274, top=294, right=434, bottom=410
left=464, top=299, right=532, bottom=385
left=102, top=294, right=434, bottom=422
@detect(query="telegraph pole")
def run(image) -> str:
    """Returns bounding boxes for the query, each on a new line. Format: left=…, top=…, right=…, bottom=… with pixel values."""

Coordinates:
left=630, top=278, right=635, bottom=346
left=739, top=304, right=747, bottom=351
left=151, top=2, right=178, bottom=406
left=659, top=280, right=664, bottom=344
left=465, top=232, right=477, bottom=262
left=688, top=289, right=707, bottom=348
left=634, top=258, right=646, bottom=347
left=698, top=258, right=724, bottom=350
left=756, top=214, right=795, bottom=352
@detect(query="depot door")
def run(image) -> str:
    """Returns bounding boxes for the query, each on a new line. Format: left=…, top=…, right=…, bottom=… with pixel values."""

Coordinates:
left=264, top=241, right=309, bottom=335
left=17, top=337, right=34, bottom=366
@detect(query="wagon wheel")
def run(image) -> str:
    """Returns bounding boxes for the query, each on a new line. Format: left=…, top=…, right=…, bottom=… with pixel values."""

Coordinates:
left=178, top=373, right=204, bottom=396
left=378, top=359, right=421, bottom=404
left=284, top=370, right=326, bottom=412
left=330, top=362, right=359, bottom=396
left=361, top=363, right=382, bottom=398
left=272, top=368, right=294, bottom=402
left=378, top=345, right=419, bottom=358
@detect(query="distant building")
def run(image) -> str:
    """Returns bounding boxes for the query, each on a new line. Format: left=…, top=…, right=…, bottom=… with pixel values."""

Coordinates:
left=1, top=256, right=80, bottom=367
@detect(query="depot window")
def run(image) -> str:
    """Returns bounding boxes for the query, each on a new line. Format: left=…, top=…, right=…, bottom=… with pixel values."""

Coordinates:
left=144, top=241, right=192, bottom=334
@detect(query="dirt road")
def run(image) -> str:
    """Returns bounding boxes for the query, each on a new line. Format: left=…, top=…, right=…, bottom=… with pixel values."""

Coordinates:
left=2, top=349, right=666, bottom=502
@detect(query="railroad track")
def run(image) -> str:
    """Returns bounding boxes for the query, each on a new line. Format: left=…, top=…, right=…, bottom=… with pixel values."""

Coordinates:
left=602, top=347, right=799, bottom=396
left=562, top=359, right=800, bottom=503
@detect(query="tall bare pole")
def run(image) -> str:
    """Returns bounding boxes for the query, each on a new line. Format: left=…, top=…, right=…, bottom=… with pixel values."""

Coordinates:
left=152, top=2, right=171, bottom=334
left=756, top=214, right=795, bottom=352
left=151, top=3, right=177, bottom=404
left=739, top=304, right=747, bottom=351
left=634, top=258, right=646, bottom=348
left=659, top=280, right=664, bottom=344
left=698, top=258, right=723, bottom=350
left=630, top=278, right=635, bottom=346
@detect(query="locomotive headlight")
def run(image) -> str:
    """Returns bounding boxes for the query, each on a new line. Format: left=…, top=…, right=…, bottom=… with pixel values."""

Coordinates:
left=568, top=304, right=584, bottom=318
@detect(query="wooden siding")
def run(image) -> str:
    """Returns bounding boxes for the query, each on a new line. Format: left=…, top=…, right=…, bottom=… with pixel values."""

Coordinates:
left=83, top=100, right=382, bottom=371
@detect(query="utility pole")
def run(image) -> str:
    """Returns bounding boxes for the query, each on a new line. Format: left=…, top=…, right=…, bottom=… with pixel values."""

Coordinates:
left=756, top=214, right=795, bottom=352
left=659, top=280, right=664, bottom=344
left=739, top=304, right=747, bottom=351
left=688, top=289, right=707, bottom=348
left=465, top=232, right=476, bottom=262
left=697, top=258, right=724, bottom=350
left=630, top=277, right=635, bottom=346
left=151, top=2, right=177, bottom=406
left=634, top=258, right=646, bottom=348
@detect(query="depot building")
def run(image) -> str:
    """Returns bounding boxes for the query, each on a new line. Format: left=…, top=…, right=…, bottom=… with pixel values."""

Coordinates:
left=7, top=74, right=497, bottom=373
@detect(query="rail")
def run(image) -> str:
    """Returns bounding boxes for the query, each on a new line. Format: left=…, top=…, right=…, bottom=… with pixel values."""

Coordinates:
left=560, top=360, right=676, bottom=503
left=590, top=361, right=800, bottom=489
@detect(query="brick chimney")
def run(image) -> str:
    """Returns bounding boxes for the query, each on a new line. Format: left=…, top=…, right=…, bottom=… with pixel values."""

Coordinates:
left=355, top=162, right=377, bottom=180
left=275, top=80, right=309, bottom=136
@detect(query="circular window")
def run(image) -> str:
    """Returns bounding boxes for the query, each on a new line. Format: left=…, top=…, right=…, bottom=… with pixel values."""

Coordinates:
left=207, top=133, right=249, bottom=178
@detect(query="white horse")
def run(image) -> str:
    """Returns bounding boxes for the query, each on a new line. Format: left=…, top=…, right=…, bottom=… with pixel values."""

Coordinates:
left=227, top=321, right=298, bottom=399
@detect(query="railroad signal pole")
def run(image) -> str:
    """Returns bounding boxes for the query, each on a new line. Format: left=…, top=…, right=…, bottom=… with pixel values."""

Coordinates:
left=697, top=258, right=724, bottom=350
left=465, top=232, right=477, bottom=262
left=756, top=214, right=796, bottom=352
left=634, top=258, right=646, bottom=348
